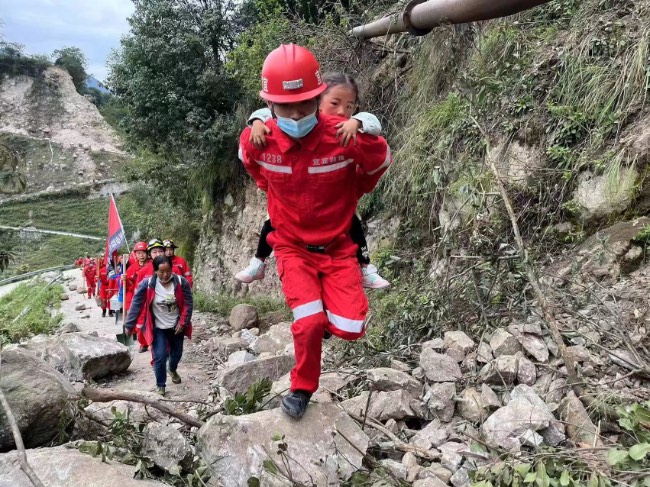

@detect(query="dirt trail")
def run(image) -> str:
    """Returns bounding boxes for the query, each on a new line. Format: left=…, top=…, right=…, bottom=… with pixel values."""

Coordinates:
left=59, top=269, right=218, bottom=402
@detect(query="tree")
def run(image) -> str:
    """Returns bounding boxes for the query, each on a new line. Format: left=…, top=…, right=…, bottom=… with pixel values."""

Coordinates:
left=0, top=250, right=16, bottom=273
left=108, top=0, right=244, bottom=202
left=52, top=46, right=87, bottom=91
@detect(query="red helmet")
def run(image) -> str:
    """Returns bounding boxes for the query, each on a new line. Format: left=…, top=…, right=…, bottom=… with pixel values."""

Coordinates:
left=134, top=241, right=147, bottom=252
left=260, top=44, right=327, bottom=103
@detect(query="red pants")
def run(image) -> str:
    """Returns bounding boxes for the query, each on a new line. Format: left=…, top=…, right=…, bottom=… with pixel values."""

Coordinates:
left=86, top=278, right=96, bottom=298
left=270, top=234, right=367, bottom=394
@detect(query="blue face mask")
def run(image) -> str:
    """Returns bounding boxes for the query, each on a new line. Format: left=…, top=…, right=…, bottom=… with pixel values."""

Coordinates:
left=276, top=111, right=318, bottom=138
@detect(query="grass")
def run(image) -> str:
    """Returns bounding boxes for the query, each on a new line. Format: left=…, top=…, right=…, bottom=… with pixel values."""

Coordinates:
left=0, top=280, right=64, bottom=344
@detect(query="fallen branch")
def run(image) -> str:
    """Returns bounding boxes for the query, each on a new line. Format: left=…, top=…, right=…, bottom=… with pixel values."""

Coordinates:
left=80, top=386, right=205, bottom=429
left=0, top=351, right=45, bottom=487
left=345, top=410, right=440, bottom=461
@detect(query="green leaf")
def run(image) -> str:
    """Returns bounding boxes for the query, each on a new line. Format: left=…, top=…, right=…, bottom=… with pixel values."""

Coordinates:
left=629, top=443, right=650, bottom=461
left=515, top=464, right=532, bottom=477
left=587, top=473, right=599, bottom=487
left=168, top=465, right=181, bottom=476
left=524, top=472, right=537, bottom=483
left=263, top=459, right=278, bottom=475
left=606, top=448, right=629, bottom=465
left=560, top=470, right=571, bottom=486
left=247, top=477, right=261, bottom=487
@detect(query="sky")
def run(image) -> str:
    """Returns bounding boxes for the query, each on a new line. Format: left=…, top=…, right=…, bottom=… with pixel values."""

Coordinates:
left=0, top=0, right=135, bottom=82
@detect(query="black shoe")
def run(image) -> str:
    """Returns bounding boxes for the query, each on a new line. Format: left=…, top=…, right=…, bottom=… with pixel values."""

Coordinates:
left=323, top=330, right=332, bottom=340
left=139, top=345, right=148, bottom=353
left=281, top=390, right=311, bottom=419
left=102, top=309, right=106, bottom=317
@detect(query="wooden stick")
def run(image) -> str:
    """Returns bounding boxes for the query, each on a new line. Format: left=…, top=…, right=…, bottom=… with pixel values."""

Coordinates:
left=80, top=386, right=205, bottom=428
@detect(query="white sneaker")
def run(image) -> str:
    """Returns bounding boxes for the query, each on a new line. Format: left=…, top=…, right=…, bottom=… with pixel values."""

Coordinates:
left=362, top=264, right=390, bottom=289
left=235, top=257, right=266, bottom=283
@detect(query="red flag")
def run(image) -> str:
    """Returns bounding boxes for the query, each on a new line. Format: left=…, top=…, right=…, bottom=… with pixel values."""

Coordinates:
left=106, top=194, right=127, bottom=258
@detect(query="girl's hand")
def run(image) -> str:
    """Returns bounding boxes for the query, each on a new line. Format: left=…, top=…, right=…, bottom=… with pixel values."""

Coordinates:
left=250, top=120, right=271, bottom=149
left=335, top=119, right=362, bottom=147
left=174, top=323, right=185, bottom=335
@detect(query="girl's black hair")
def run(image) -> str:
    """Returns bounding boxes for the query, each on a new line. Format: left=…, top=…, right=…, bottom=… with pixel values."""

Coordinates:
left=322, top=72, right=360, bottom=104
left=153, top=255, right=173, bottom=271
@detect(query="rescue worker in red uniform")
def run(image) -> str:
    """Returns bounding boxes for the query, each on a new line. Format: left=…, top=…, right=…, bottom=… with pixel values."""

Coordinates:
left=123, top=241, right=149, bottom=351
left=99, top=259, right=110, bottom=317
left=84, top=258, right=98, bottom=299
left=163, top=239, right=193, bottom=288
left=106, top=255, right=121, bottom=316
left=131, top=239, right=166, bottom=352
left=239, top=44, right=392, bottom=418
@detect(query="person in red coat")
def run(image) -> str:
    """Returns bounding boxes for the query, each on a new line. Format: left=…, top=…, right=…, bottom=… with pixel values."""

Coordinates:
left=163, top=239, right=193, bottom=287
left=84, top=258, right=97, bottom=299
left=123, top=241, right=149, bottom=352
left=238, top=44, right=392, bottom=418
left=98, top=262, right=110, bottom=317
left=124, top=255, right=193, bottom=397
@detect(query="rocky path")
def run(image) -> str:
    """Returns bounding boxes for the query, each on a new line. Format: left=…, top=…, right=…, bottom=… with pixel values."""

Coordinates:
left=59, top=269, right=218, bottom=402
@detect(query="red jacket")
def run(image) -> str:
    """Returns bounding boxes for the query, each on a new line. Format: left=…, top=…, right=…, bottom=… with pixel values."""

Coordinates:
left=123, top=274, right=193, bottom=346
left=124, top=260, right=147, bottom=312
left=171, top=255, right=193, bottom=287
left=239, top=115, right=391, bottom=246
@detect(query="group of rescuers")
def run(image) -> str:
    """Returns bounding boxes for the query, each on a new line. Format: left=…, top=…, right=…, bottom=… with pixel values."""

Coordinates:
left=80, top=43, right=393, bottom=419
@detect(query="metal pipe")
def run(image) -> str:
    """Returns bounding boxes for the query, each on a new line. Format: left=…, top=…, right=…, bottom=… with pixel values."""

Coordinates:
left=351, top=0, right=551, bottom=39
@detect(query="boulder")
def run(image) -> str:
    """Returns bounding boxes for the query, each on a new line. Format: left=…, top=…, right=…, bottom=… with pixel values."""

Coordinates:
left=481, top=385, right=564, bottom=450
left=516, top=353, right=537, bottom=385
left=196, top=403, right=368, bottom=487
left=341, top=390, right=419, bottom=422
left=423, top=382, right=456, bottom=422
left=0, top=445, right=168, bottom=486
left=573, top=167, right=637, bottom=222
left=206, top=336, right=247, bottom=356
left=68, top=284, right=78, bottom=291
left=75, top=303, right=86, bottom=311
left=451, top=467, right=471, bottom=487
left=457, top=387, right=487, bottom=423
left=60, top=293, right=70, bottom=301
left=419, top=349, right=462, bottom=382
left=413, top=475, right=449, bottom=487
left=214, top=355, right=295, bottom=395
left=366, top=367, right=423, bottom=398
left=476, top=341, right=493, bottom=363
left=380, top=459, right=407, bottom=480
left=410, top=419, right=449, bottom=450
left=226, top=350, right=256, bottom=366
left=21, top=332, right=132, bottom=381
left=143, top=423, right=194, bottom=472
left=489, top=329, right=520, bottom=357
left=0, top=348, right=73, bottom=451
left=508, top=326, right=549, bottom=363
left=420, top=464, right=453, bottom=483
left=479, top=355, right=518, bottom=385
left=444, top=331, right=475, bottom=357
left=228, top=304, right=258, bottom=331
left=559, top=391, right=602, bottom=447
left=58, top=323, right=81, bottom=334
left=250, top=322, right=292, bottom=354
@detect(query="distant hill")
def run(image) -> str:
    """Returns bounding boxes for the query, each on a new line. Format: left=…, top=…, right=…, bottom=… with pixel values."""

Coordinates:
left=84, top=75, right=110, bottom=94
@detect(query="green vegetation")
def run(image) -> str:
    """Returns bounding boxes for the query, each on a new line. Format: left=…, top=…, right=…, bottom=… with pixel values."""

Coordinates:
left=0, top=280, right=64, bottom=344
left=223, top=378, right=272, bottom=416
left=194, top=291, right=288, bottom=319
left=52, top=46, right=87, bottom=92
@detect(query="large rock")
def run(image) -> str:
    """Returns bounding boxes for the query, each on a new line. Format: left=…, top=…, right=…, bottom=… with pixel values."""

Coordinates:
left=0, top=348, right=73, bottom=451
left=196, top=403, right=368, bottom=487
left=341, top=390, right=420, bottom=422
left=21, top=332, right=132, bottom=381
left=0, top=445, right=167, bottom=486
left=410, top=419, right=449, bottom=450
left=573, top=167, right=637, bottom=222
left=457, top=387, right=487, bottom=423
left=419, top=349, right=462, bottom=382
left=559, top=391, right=602, bottom=447
left=268, top=371, right=354, bottom=407
left=214, top=355, right=295, bottom=395
left=228, top=304, right=258, bottom=331
left=250, top=322, right=292, bottom=354
left=143, top=423, right=194, bottom=472
left=366, top=367, right=423, bottom=398
left=423, top=383, right=456, bottom=422
left=206, top=336, right=247, bottom=356
left=444, top=331, right=475, bottom=357
left=481, top=385, right=564, bottom=450
left=489, top=329, right=521, bottom=357
left=479, top=355, right=518, bottom=385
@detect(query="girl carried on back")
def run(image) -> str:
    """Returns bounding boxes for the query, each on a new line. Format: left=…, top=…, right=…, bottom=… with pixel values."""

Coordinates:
left=234, top=72, right=390, bottom=290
